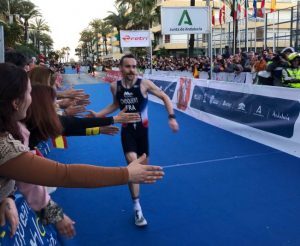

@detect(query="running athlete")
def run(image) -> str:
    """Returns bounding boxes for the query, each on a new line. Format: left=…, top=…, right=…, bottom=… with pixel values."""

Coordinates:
left=89, top=54, right=179, bottom=226
left=76, top=63, right=81, bottom=79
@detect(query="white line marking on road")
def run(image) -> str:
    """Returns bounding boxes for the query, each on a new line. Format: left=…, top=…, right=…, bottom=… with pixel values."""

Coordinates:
left=163, top=152, right=280, bottom=169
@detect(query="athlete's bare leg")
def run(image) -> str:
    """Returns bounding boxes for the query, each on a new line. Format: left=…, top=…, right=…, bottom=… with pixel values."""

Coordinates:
left=125, top=151, right=148, bottom=226
left=125, top=152, right=148, bottom=198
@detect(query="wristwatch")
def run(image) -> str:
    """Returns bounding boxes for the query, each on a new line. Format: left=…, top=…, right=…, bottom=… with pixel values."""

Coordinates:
left=168, top=114, right=176, bottom=119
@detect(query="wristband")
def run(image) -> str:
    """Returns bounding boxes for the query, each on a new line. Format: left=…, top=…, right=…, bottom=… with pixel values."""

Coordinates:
left=168, top=114, right=176, bottom=119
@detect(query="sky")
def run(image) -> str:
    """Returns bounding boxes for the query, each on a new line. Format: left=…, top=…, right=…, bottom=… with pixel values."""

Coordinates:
left=31, top=0, right=115, bottom=60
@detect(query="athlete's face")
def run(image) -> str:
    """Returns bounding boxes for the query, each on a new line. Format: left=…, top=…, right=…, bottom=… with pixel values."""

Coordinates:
left=121, top=58, right=137, bottom=81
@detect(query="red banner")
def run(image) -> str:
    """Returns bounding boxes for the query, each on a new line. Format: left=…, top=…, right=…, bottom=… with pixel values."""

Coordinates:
left=103, top=70, right=123, bottom=83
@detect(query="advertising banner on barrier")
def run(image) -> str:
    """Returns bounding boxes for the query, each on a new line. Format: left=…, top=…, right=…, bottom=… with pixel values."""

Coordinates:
left=161, top=7, right=210, bottom=35
left=145, top=74, right=300, bottom=158
left=103, top=70, right=123, bottom=83
left=0, top=196, right=59, bottom=245
left=190, top=86, right=300, bottom=138
left=120, top=30, right=151, bottom=48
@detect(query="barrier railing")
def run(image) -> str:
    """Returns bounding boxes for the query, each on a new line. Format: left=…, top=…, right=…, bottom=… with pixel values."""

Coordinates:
left=144, top=74, right=300, bottom=158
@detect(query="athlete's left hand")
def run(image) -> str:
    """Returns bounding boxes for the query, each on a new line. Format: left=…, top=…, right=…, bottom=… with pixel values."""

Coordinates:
left=169, top=119, right=179, bottom=132
left=100, top=126, right=119, bottom=136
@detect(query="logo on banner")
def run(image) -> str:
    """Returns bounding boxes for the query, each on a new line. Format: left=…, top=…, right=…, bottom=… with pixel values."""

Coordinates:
left=271, top=111, right=290, bottom=121
left=238, top=103, right=246, bottom=111
left=122, top=35, right=148, bottom=42
left=178, top=10, right=193, bottom=26
left=222, top=100, right=232, bottom=109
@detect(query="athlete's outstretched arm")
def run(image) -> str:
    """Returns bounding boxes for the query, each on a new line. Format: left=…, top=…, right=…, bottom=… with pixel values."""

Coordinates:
left=89, top=83, right=119, bottom=118
left=145, top=80, right=179, bottom=132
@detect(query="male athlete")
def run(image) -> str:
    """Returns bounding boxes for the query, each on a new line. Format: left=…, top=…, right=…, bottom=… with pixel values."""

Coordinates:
left=90, top=54, right=179, bottom=226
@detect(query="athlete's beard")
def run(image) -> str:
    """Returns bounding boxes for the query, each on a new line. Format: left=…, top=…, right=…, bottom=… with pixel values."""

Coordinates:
left=123, top=73, right=136, bottom=84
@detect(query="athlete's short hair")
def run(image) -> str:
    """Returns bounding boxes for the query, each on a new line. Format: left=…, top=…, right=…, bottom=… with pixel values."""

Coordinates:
left=120, top=54, right=136, bottom=66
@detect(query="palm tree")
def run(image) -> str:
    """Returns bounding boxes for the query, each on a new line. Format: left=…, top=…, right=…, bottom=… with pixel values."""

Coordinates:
left=29, top=18, right=50, bottom=51
left=105, top=4, right=129, bottom=53
left=80, top=28, right=94, bottom=59
left=89, top=19, right=102, bottom=59
left=19, top=0, right=40, bottom=43
left=64, top=46, right=70, bottom=62
left=89, top=19, right=112, bottom=56
left=39, top=32, right=53, bottom=55
left=127, top=0, right=157, bottom=29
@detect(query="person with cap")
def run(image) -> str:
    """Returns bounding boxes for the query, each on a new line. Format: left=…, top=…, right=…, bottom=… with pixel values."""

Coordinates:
left=282, top=52, right=300, bottom=88
left=266, top=47, right=295, bottom=86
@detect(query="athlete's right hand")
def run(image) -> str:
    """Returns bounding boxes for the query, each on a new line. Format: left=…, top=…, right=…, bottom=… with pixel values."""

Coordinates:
left=127, top=154, right=164, bottom=184
left=113, top=108, right=141, bottom=124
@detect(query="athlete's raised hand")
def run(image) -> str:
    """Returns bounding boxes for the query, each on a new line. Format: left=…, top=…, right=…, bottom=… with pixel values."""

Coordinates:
left=113, top=108, right=141, bottom=124
left=169, top=118, right=179, bottom=132
left=127, top=154, right=164, bottom=184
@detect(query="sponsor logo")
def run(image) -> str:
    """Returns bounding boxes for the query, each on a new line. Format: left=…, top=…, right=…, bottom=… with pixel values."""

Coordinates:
left=122, top=35, right=148, bottom=42
left=193, top=94, right=202, bottom=101
left=124, top=91, right=134, bottom=97
left=209, top=95, right=220, bottom=105
left=272, top=111, right=290, bottom=121
left=253, top=105, right=265, bottom=117
left=178, top=10, right=193, bottom=26
left=238, top=103, right=246, bottom=111
left=222, top=100, right=232, bottom=109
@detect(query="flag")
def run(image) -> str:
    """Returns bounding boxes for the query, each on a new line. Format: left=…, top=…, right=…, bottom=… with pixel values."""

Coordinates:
left=193, top=65, right=199, bottom=79
left=219, top=0, right=226, bottom=25
left=270, top=0, right=276, bottom=13
left=234, top=0, right=241, bottom=20
left=253, top=0, right=257, bottom=18
left=244, top=0, right=249, bottom=18
left=258, top=0, right=265, bottom=18
left=212, top=8, right=215, bottom=26
left=52, top=136, right=68, bottom=149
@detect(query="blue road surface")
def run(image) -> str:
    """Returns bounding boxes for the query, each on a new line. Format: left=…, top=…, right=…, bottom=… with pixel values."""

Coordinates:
left=49, top=68, right=300, bottom=246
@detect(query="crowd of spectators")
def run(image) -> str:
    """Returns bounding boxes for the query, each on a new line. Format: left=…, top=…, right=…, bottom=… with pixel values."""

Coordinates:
left=99, top=46, right=299, bottom=87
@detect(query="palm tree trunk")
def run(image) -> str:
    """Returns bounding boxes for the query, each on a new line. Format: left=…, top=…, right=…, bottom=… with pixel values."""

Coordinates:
left=104, top=36, right=108, bottom=55
left=24, top=20, right=28, bottom=43
left=117, top=29, right=122, bottom=53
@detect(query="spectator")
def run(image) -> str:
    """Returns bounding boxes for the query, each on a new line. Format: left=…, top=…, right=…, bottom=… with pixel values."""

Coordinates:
left=282, top=52, right=300, bottom=88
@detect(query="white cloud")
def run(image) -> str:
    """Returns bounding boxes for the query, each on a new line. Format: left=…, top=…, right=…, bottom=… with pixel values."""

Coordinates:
left=31, top=0, right=115, bottom=60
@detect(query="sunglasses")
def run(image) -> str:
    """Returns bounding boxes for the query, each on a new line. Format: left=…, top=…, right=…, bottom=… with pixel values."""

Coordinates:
left=124, top=65, right=137, bottom=68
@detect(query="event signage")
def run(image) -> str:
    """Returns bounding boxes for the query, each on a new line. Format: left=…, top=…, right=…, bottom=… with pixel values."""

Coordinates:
left=161, top=7, right=210, bottom=35
left=190, top=86, right=300, bottom=138
left=152, top=79, right=177, bottom=100
left=0, top=196, right=59, bottom=245
left=120, top=30, right=151, bottom=48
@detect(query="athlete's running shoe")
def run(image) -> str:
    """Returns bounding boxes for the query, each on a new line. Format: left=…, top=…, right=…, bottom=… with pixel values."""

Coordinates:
left=135, top=210, right=148, bottom=227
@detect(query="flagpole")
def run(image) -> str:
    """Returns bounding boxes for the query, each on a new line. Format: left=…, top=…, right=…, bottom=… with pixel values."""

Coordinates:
left=239, top=22, right=241, bottom=52
left=254, top=18, right=257, bottom=52
left=233, top=21, right=236, bottom=54
left=220, top=24, right=223, bottom=55
left=246, top=9, right=249, bottom=52
left=272, top=12, right=275, bottom=52
left=263, top=11, right=266, bottom=49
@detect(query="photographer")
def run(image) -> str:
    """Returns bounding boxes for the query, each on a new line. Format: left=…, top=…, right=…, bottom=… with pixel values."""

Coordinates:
left=266, top=47, right=294, bottom=86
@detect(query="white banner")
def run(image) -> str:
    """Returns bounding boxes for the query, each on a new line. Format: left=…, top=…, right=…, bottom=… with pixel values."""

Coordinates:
left=161, top=7, right=210, bottom=35
left=120, top=30, right=151, bottom=48
left=145, top=74, right=300, bottom=158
